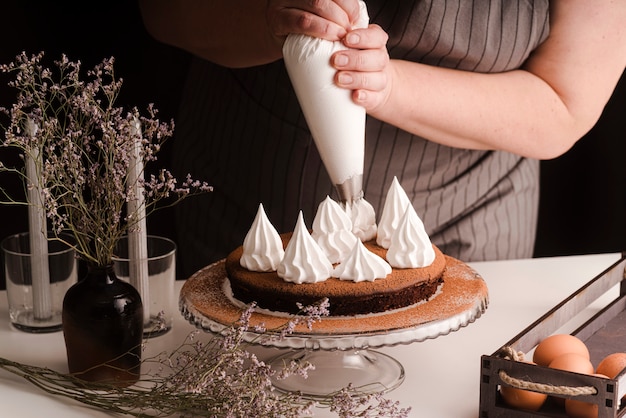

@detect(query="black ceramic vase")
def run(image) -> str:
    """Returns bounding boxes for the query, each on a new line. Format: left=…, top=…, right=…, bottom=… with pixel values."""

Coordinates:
left=62, top=263, right=143, bottom=386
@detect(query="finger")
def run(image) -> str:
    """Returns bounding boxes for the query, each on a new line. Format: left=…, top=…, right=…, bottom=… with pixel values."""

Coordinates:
left=332, top=48, right=389, bottom=72
left=332, top=0, right=362, bottom=26
left=297, top=0, right=360, bottom=26
left=269, top=1, right=357, bottom=40
left=344, top=25, right=389, bottom=49
left=352, top=88, right=390, bottom=113
left=352, top=89, right=373, bottom=109
left=335, top=69, right=388, bottom=93
left=295, top=0, right=361, bottom=28
left=269, top=9, right=346, bottom=40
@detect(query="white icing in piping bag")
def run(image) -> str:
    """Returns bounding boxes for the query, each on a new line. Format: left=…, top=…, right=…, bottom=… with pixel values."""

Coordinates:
left=283, top=1, right=369, bottom=202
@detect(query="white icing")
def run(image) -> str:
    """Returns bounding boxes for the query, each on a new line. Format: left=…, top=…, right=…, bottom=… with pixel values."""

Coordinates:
left=386, top=204, right=436, bottom=268
left=376, top=176, right=411, bottom=249
left=345, top=197, right=377, bottom=241
left=311, top=195, right=357, bottom=264
left=282, top=1, right=369, bottom=187
left=240, top=203, right=285, bottom=272
left=332, top=239, right=391, bottom=282
left=277, top=211, right=333, bottom=284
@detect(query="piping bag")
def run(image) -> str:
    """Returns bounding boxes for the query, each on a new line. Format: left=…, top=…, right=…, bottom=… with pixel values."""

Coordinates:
left=283, top=1, right=368, bottom=204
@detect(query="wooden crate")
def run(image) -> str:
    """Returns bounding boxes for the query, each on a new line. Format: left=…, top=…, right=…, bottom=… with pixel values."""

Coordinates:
left=480, top=253, right=626, bottom=417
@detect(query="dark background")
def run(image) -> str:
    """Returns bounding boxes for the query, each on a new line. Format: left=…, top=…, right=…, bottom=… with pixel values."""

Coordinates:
left=0, top=2, right=624, bottom=289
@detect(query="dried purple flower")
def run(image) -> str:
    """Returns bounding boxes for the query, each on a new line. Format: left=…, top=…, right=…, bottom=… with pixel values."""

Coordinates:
left=0, top=300, right=408, bottom=417
left=0, top=52, right=212, bottom=266
left=329, top=384, right=412, bottom=418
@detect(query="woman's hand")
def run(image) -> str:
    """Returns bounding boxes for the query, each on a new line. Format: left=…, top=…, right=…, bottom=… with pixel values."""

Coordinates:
left=139, top=0, right=363, bottom=68
left=266, top=0, right=362, bottom=43
left=331, top=24, right=391, bottom=113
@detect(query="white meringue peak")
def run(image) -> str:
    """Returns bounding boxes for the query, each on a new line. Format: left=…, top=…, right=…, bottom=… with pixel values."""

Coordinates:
left=386, top=204, right=435, bottom=268
left=377, top=176, right=411, bottom=249
left=332, top=239, right=392, bottom=282
left=240, top=203, right=285, bottom=272
left=312, top=196, right=358, bottom=264
left=345, top=197, right=377, bottom=242
left=277, top=211, right=333, bottom=284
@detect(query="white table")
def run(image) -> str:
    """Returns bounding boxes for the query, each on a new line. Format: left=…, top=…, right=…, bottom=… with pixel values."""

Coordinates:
left=0, top=253, right=622, bottom=417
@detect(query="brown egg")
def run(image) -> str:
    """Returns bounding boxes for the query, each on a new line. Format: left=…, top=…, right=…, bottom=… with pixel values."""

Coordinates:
left=533, top=334, right=590, bottom=367
left=499, top=361, right=548, bottom=411
left=549, top=353, right=595, bottom=375
left=564, top=374, right=609, bottom=418
left=548, top=354, right=595, bottom=406
left=565, top=398, right=599, bottom=418
left=596, top=353, right=626, bottom=378
left=596, top=354, right=626, bottom=409
left=500, top=385, right=548, bottom=411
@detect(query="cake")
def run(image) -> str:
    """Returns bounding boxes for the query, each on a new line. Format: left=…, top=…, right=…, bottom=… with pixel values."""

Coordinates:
left=226, top=237, right=445, bottom=316
left=180, top=177, right=488, bottom=343
left=224, top=177, right=447, bottom=316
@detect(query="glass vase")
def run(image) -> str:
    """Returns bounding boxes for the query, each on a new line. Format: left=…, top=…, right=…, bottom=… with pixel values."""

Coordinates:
left=62, top=263, right=143, bottom=386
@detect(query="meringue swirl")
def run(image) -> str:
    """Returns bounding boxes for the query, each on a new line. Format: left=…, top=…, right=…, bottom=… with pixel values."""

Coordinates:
left=345, top=197, right=377, bottom=242
left=277, top=211, right=333, bottom=284
left=332, top=240, right=392, bottom=282
left=386, top=204, right=436, bottom=268
left=312, top=196, right=357, bottom=263
left=240, top=203, right=285, bottom=272
left=377, top=176, right=411, bottom=249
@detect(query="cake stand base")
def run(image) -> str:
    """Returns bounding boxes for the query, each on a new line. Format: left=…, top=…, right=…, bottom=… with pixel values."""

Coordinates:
left=268, top=349, right=405, bottom=399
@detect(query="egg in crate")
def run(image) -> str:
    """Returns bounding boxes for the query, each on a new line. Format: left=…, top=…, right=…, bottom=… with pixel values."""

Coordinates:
left=548, top=353, right=595, bottom=375
left=596, top=352, right=626, bottom=379
left=499, top=362, right=548, bottom=412
left=564, top=374, right=609, bottom=418
left=533, top=334, right=590, bottom=367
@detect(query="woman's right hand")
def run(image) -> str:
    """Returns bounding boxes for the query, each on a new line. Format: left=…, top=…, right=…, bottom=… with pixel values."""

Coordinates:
left=266, top=0, right=362, bottom=44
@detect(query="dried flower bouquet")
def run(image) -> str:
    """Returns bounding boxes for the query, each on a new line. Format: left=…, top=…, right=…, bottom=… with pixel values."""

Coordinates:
left=0, top=51, right=212, bottom=266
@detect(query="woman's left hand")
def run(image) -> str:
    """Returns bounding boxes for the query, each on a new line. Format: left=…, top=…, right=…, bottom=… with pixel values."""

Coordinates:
left=332, top=24, right=391, bottom=112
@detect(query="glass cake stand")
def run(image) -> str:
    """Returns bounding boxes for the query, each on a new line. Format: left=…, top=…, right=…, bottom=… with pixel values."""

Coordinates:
left=179, top=257, right=488, bottom=398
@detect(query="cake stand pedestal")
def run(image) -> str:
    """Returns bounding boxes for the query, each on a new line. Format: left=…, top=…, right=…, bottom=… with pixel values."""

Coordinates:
left=180, top=257, right=488, bottom=399
left=267, top=348, right=405, bottom=397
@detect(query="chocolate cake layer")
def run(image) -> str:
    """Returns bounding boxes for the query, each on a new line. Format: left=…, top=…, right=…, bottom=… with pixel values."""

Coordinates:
left=225, top=240, right=445, bottom=316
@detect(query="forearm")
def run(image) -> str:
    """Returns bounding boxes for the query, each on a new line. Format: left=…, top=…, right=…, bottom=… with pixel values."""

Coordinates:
left=373, top=61, right=579, bottom=159
left=345, top=0, right=626, bottom=160
left=138, top=0, right=282, bottom=68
